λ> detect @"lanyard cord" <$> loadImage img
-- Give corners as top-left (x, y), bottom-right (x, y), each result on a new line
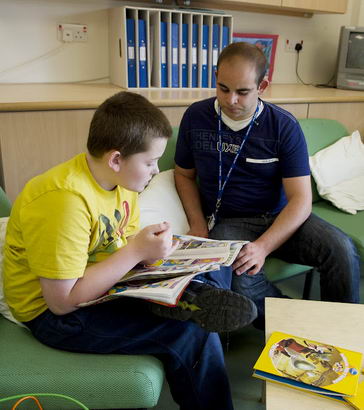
top-left (214, 102), bottom-right (260, 217)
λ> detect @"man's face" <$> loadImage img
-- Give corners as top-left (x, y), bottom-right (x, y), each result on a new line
top-left (118, 137), bottom-right (167, 192)
top-left (216, 57), bottom-right (267, 121)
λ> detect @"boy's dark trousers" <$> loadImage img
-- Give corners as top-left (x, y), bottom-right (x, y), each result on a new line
top-left (25, 267), bottom-right (235, 410)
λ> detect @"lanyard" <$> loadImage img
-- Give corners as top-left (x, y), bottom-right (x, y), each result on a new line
top-left (208, 102), bottom-right (259, 231)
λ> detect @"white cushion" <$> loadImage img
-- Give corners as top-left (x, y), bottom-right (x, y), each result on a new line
top-left (319, 175), bottom-right (364, 215)
top-left (139, 169), bottom-right (190, 234)
top-left (309, 130), bottom-right (364, 214)
top-left (0, 217), bottom-right (23, 326)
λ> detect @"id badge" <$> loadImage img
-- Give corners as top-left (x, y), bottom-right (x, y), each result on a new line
top-left (207, 214), bottom-right (216, 231)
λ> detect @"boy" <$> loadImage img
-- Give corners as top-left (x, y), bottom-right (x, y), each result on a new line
top-left (4, 91), bottom-right (257, 410)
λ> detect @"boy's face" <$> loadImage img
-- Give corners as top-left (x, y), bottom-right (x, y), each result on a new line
top-left (216, 56), bottom-right (268, 121)
top-left (118, 137), bottom-right (167, 192)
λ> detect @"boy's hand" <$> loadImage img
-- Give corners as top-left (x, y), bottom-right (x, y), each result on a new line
top-left (131, 222), bottom-right (179, 262)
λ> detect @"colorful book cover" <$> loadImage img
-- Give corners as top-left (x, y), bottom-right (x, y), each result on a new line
top-left (138, 19), bottom-right (148, 87)
top-left (253, 331), bottom-right (362, 400)
top-left (201, 24), bottom-right (209, 88)
top-left (160, 21), bottom-right (168, 87)
top-left (171, 22), bottom-right (179, 88)
top-left (181, 23), bottom-right (188, 87)
top-left (191, 23), bottom-right (198, 87)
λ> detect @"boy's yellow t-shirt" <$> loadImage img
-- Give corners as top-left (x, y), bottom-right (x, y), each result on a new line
top-left (3, 153), bottom-right (140, 322)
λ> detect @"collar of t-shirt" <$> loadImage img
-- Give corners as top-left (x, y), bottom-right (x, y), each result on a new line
top-left (214, 98), bottom-right (264, 132)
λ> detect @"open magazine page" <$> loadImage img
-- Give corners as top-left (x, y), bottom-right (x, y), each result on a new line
top-left (220, 240), bottom-right (249, 266)
top-left (119, 235), bottom-right (248, 283)
top-left (79, 273), bottom-right (198, 307)
top-left (120, 262), bottom-right (220, 282)
top-left (171, 235), bottom-right (247, 261)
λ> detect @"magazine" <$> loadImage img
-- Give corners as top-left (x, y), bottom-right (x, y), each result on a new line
top-left (253, 331), bottom-right (363, 403)
top-left (79, 235), bottom-right (248, 307)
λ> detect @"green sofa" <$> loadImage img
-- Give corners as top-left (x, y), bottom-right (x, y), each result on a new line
top-left (0, 118), bottom-right (363, 410)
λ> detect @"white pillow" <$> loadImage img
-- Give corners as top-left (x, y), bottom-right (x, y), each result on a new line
top-left (0, 217), bottom-right (23, 326)
top-left (309, 130), bottom-right (364, 214)
top-left (139, 169), bottom-right (190, 234)
top-left (319, 175), bottom-right (364, 215)
top-left (310, 130), bottom-right (364, 189)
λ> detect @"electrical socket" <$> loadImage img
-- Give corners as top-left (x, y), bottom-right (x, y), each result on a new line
top-left (285, 39), bottom-right (303, 53)
top-left (58, 23), bottom-right (88, 42)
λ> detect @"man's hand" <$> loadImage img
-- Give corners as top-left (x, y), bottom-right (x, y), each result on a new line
top-left (131, 222), bottom-right (180, 262)
top-left (232, 241), bottom-right (268, 276)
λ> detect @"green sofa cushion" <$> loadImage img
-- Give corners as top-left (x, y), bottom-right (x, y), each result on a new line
top-left (0, 316), bottom-right (164, 409)
top-left (313, 200), bottom-right (364, 274)
top-left (298, 118), bottom-right (349, 203)
top-left (158, 127), bottom-right (178, 172)
top-left (265, 258), bottom-right (312, 282)
top-left (0, 188), bottom-right (11, 217)
top-left (298, 118), bottom-right (348, 156)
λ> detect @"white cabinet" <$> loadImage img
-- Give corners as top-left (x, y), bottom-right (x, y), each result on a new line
top-left (282, 0), bottom-right (347, 13)
top-left (183, 0), bottom-right (347, 16)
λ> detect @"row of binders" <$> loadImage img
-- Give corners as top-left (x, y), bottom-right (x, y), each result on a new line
top-left (109, 6), bottom-right (233, 89)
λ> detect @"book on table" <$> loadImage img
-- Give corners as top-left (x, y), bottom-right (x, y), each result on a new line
top-left (79, 234), bottom-right (248, 307)
top-left (345, 381), bottom-right (364, 409)
top-left (253, 331), bottom-right (363, 403)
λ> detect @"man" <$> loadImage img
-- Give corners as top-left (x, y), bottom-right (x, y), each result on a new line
top-left (174, 42), bottom-right (360, 325)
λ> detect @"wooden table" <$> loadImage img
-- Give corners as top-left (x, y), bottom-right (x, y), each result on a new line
top-left (264, 297), bottom-right (364, 409)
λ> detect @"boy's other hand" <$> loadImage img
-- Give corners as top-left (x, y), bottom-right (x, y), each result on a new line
top-left (133, 222), bottom-right (179, 262)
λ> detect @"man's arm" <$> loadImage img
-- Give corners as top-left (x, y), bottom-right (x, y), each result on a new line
top-left (40, 222), bottom-right (179, 315)
top-left (175, 165), bottom-right (209, 238)
top-left (233, 175), bottom-right (312, 275)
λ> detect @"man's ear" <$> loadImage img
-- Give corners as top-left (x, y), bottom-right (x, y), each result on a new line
top-left (108, 151), bottom-right (122, 172)
top-left (258, 78), bottom-right (269, 95)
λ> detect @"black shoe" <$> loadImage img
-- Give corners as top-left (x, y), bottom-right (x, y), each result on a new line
top-left (150, 281), bottom-right (258, 332)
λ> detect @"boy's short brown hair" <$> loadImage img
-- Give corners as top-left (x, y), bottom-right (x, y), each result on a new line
top-left (217, 42), bottom-right (268, 85)
top-left (87, 91), bottom-right (172, 158)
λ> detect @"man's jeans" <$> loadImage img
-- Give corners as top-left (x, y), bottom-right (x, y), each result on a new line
top-left (25, 267), bottom-right (234, 410)
top-left (210, 213), bottom-right (361, 320)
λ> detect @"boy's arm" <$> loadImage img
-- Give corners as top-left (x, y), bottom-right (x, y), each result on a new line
top-left (40, 222), bottom-right (179, 315)
top-left (175, 165), bottom-right (208, 238)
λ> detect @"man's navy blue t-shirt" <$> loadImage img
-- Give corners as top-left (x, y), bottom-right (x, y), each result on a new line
top-left (175, 97), bottom-right (310, 218)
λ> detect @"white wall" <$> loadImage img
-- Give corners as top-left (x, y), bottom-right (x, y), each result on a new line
top-left (0, 0), bottom-right (114, 83)
top-left (232, 0), bottom-right (361, 84)
top-left (0, 0), bottom-right (362, 84)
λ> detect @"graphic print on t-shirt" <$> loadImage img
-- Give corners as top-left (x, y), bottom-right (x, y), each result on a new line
top-left (88, 200), bottom-right (130, 262)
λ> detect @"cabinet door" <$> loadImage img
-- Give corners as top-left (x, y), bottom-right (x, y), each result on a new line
top-left (308, 102), bottom-right (364, 136)
top-left (189, 0), bottom-right (281, 8)
top-left (276, 103), bottom-right (308, 119)
top-left (281, 0), bottom-right (347, 13)
top-left (0, 110), bottom-right (94, 202)
top-left (227, 0), bottom-right (281, 4)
